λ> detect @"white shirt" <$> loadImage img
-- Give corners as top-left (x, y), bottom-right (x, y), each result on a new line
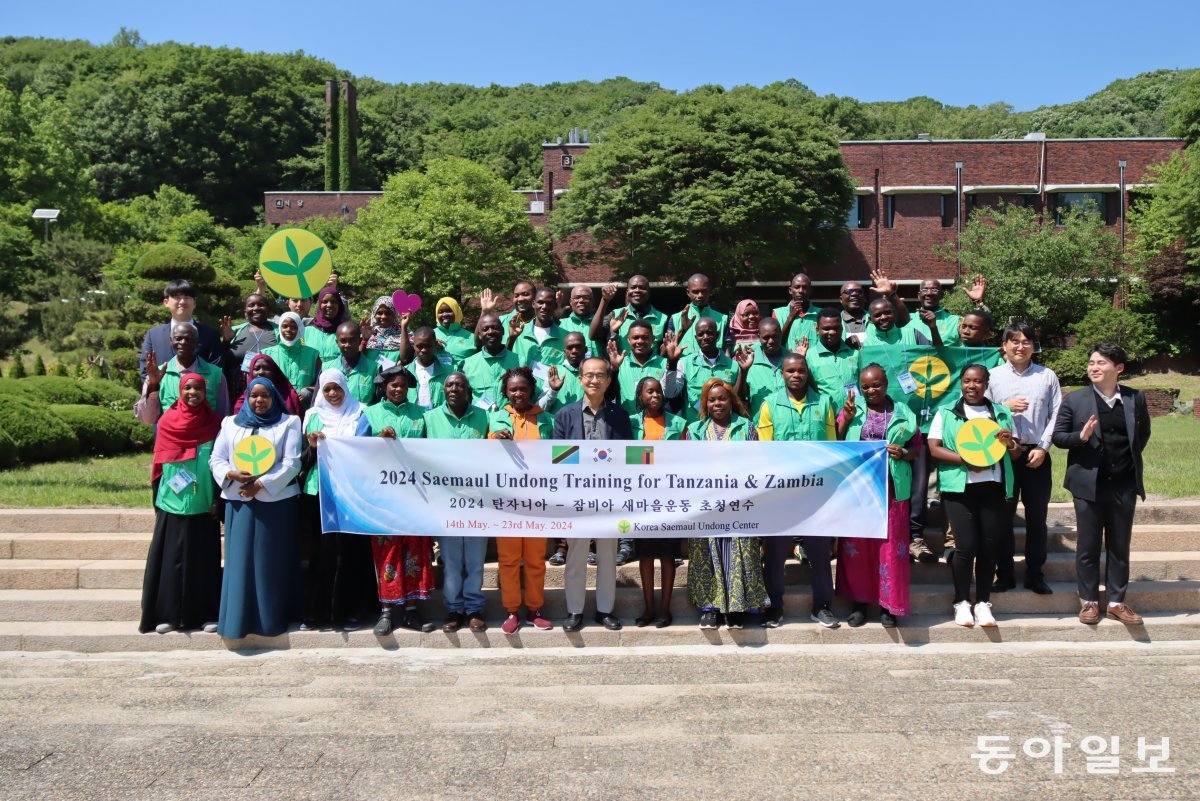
top-left (210, 416), bottom-right (302, 502)
top-left (929, 403), bottom-right (1001, 484)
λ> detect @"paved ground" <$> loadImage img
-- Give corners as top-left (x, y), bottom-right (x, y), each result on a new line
top-left (0, 642), bottom-right (1195, 801)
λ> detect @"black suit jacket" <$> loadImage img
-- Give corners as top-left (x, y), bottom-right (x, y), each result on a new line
top-left (552, 399), bottom-right (633, 441)
top-left (1052, 385), bottom-right (1151, 501)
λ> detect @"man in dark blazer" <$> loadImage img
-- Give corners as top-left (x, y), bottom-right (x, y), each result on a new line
top-left (553, 357), bottom-right (633, 633)
top-left (139, 279), bottom-right (224, 381)
top-left (1052, 343), bottom-right (1151, 626)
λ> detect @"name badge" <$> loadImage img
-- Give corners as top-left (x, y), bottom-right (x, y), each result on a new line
top-left (895, 371), bottom-right (918, 395)
top-left (529, 361), bottom-right (551, 382)
top-left (843, 382), bottom-right (858, 396)
top-left (240, 352), bottom-right (256, 373)
top-left (474, 393), bottom-right (496, 412)
top-left (437, 353), bottom-right (453, 366)
top-left (167, 468), bottom-right (195, 494)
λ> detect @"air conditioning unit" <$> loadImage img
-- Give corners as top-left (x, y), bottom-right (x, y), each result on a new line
top-left (529, 201), bottom-right (545, 214)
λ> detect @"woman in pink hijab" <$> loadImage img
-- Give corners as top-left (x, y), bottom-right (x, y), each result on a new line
top-left (729, 299), bottom-right (762, 345)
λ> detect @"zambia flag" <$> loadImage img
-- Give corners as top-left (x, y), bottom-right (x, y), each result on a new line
top-left (855, 344), bottom-right (1002, 432)
top-left (626, 446), bottom-right (654, 465)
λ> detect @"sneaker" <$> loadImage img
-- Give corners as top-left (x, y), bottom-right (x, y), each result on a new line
top-left (154, 623), bottom-right (174, 634)
top-left (953, 601), bottom-right (975, 627)
top-left (548, 549), bottom-right (566, 566)
top-left (974, 601), bottom-right (997, 627)
top-left (760, 609), bottom-right (783, 629)
top-left (615, 547), bottom-right (633, 566)
top-left (527, 610), bottom-right (553, 631)
top-left (810, 606), bottom-right (840, 629)
top-left (909, 537), bottom-right (937, 563)
top-left (501, 613), bottom-right (520, 635)
top-left (298, 620), bottom-right (316, 632)
top-left (201, 622), bottom-right (218, 634)
top-left (699, 611), bottom-right (720, 630)
top-left (587, 551), bottom-right (597, 566)
top-left (373, 613), bottom-right (394, 636)
top-left (726, 612), bottom-right (744, 630)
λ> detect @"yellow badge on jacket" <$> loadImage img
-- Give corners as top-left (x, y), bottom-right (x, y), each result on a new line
top-left (955, 418), bottom-right (1006, 467)
top-left (233, 435), bottom-right (277, 476)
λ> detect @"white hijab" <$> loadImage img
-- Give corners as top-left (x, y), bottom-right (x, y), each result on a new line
top-left (279, 311), bottom-right (305, 346)
top-left (302, 369), bottom-right (363, 436)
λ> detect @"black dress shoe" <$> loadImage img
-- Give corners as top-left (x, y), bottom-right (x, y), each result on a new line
top-left (594, 612), bottom-right (622, 631)
top-left (563, 613), bottom-right (584, 632)
top-left (1024, 578), bottom-right (1053, 595)
top-left (991, 579), bottom-right (1016, 593)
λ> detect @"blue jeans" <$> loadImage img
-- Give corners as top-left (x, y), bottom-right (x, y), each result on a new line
top-left (438, 536), bottom-right (487, 613)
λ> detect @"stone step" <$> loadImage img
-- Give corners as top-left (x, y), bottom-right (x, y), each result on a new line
top-left (923, 525), bottom-right (1200, 554)
top-left (1, 501), bottom-right (1195, 536)
top-left (0, 611), bottom-right (1196, 652)
top-left (1, 579), bottom-right (1195, 622)
top-left (0, 532), bottom-right (153, 561)
top-left (0, 560), bottom-right (146, 590)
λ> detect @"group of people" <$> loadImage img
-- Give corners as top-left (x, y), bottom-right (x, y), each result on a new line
top-left (135, 268), bottom-right (1152, 639)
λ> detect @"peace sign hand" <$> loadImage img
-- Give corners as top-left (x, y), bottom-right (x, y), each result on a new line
top-left (841, 389), bottom-right (857, 422)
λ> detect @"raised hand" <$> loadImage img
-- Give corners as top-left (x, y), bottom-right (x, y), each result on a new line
top-left (663, 331), bottom-right (686, 362)
top-left (507, 314), bottom-right (525, 339)
top-left (253, 271), bottom-right (268, 295)
top-left (794, 335), bottom-right (810, 358)
top-left (219, 315), bottom-right (235, 343)
top-left (145, 350), bottom-right (165, 387)
top-left (965, 274), bottom-right (987, 303)
top-left (359, 315), bottom-right (373, 341)
top-left (479, 288), bottom-right (497, 313)
top-left (327, 273), bottom-right (339, 289)
top-left (679, 304), bottom-right (692, 331)
top-left (606, 339), bottom-right (626, 371)
top-left (601, 283), bottom-right (619, 302)
top-left (841, 389), bottom-right (857, 422)
top-left (1080, 414), bottom-right (1099, 442)
top-left (919, 308), bottom-right (937, 329)
top-left (399, 312), bottom-right (411, 328)
top-left (609, 306), bottom-right (630, 335)
top-left (547, 365), bottom-right (565, 391)
top-left (870, 268), bottom-right (894, 296)
top-left (733, 344), bottom-right (755, 371)
top-left (555, 289), bottom-right (567, 309)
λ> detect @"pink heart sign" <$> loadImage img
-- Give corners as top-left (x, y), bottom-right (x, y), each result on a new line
top-left (391, 290), bottom-right (422, 315)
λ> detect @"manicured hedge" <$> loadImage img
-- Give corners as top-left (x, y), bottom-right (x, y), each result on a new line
top-left (0, 396), bottom-right (79, 462)
top-left (50, 405), bottom-right (131, 455)
top-left (0, 430), bottom-right (17, 469)
top-left (18, 376), bottom-right (138, 409)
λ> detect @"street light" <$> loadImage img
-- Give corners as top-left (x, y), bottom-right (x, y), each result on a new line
top-left (32, 209), bottom-right (60, 243)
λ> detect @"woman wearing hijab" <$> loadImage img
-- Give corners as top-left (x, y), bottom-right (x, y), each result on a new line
top-left (262, 312), bottom-right (320, 409)
top-left (304, 286), bottom-right (350, 363)
top-left (140, 372), bottom-right (224, 634)
top-left (233, 354), bottom-right (304, 418)
top-left (729, 299), bottom-right (762, 346)
top-left (299, 369), bottom-right (375, 631)
top-left (363, 365), bottom-right (437, 635)
top-left (210, 376), bottom-right (303, 639)
top-left (364, 296), bottom-right (407, 364)
top-left (434, 297), bottom-right (477, 369)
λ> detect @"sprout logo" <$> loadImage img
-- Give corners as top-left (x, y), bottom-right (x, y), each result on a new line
top-left (258, 228), bottom-right (333, 299)
top-left (908, 355), bottom-right (953, 399)
top-left (616, 519), bottom-right (632, 535)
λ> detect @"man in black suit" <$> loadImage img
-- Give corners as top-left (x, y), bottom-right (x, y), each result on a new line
top-left (1052, 343), bottom-right (1151, 626)
top-left (552, 356), bottom-right (633, 633)
top-left (139, 279), bottom-right (224, 381)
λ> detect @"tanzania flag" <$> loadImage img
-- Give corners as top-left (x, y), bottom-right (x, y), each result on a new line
top-left (626, 446), bottom-right (654, 465)
top-left (855, 344), bottom-right (1002, 432)
top-left (551, 445), bottom-right (580, 465)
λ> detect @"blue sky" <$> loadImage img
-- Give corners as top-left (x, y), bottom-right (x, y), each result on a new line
top-left (6, 0), bottom-right (1199, 110)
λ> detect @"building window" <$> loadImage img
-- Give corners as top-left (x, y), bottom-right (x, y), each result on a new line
top-left (884, 196), bottom-right (896, 229)
top-left (1052, 192), bottom-right (1107, 225)
top-left (940, 195), bottom-right (956, 228)
top-left (846, 196), bottom-right (869, 229)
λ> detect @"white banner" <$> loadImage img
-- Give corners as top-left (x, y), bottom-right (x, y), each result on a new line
top-left (318, 437), bottom-right (889, 539)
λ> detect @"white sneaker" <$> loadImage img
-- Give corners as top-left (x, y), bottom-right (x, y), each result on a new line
top-left (974, 602), bottom-right (997, 627)
top-left (953, 601), bottom-right (975, 627)
top-left (201, 622), bottom-right (218, 634)
top-left (154, 623), bottom-right (174, 634)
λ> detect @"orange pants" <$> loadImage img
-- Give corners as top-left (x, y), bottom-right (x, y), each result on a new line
top-left (497, 537), bottom-right (547, 613)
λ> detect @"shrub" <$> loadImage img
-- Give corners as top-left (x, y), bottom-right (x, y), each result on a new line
top-left (0, 379), bottom-right (31, 397)
top-left (128, 420), bottom-right (154, 451)
top-left (1041, 307), bottom-right (1160, 384)
top-left (32, 355), bottom-right (46, 376)
top-left (20, 375), bottom-right (98, 405)
top-left (9, 358), bottom-right (26, 379)
top-left (50, 405), bottom-right (129, 455)
top-left (0, 429), bottom-right (17, 469)
top-left (0, 396), bottom-right (79, 462)
top-left (85, 378), bottom-right (140, 409)
top-left (134, 242), bottom-right (216, 284)
top-left (103, 330), bottom-right (135, 350)
top-left (50, 363), bottom-right (69, 377)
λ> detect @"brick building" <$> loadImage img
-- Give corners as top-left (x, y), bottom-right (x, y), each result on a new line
top-left (264, 133), bottom-right (1183, 306)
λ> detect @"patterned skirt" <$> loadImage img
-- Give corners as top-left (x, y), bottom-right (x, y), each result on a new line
top-left (371, 535), bottom-right (436, 604)
top-left (687, 537), bottom-right (769, 614)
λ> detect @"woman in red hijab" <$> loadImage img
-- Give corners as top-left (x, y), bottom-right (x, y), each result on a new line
top-left (233, 354), bottom-right (304, 416)
top-left (140, 373), bottom-right (224, 634)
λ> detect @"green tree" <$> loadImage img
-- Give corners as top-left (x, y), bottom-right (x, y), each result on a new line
top-left (335, 157), bottom-right (551, 318)
top-left (550, 88), bottom-right (853, 289)
top-left (1042, 307), bottom-right (1161, 382)
top-left (941, 203), bottom-right (1121, 339)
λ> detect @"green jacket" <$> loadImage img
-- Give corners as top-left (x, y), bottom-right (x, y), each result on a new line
top-left (686, 414), bottom-right (753, 442)
top-left (616, 353), bottom-right (670, 415)
top-left (462, 347), bottom-right (521, 411)
top-left (807, 337), bottom-right (860, 408)
top-left (511, 323), bottom-right (570, 367)
top-left (933, 398), bottom-right (1015, 497)
top-left (158, 356), bottom-right (223, 413)
top-left (364, 401), bottom-right (427, 439)
top-left (901, 307), bottom-right (962, 345)
top-left (303, 328), bottom-right (342, 362)
top-left (405, 357), bottom-right (451, 411)
top-left (771, 304), bottom-right (820, 351)
top-left (682, 349), bottom-right (737, 422)
top-left (301, 412), bottom-right (371, 495)
top-left (742, 343), bottom-right (785, 418)
top-left (262, 342), bottom-right (320, 391)
top-left (435, 323), bottom-right (478, 369)
top-left (559, 313), bottom-right (601, 358)
top-left (844, 399), bottom-right (919, 501)
top-left (487, 406), bottom-right (554, 439)
top-left (611, 305), bottom-right (668, 354)
top-left (757, 387), bottom-right (835, 442)
top-left (863, 325), bottom-right (924, 347)
top-left (631, 411), bottom-right (687, 441)
top-left (337, 351), bottom-right (382, 405)
top-left (155, 441), bottom-right (215, 516)
top-left (423, 404), bottom-right (490, 439)
top-left (669, 304), bottom-right (728, 355)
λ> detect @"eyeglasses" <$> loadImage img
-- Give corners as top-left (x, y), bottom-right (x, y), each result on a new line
top-left (581, 373), bottom-right (609, 380)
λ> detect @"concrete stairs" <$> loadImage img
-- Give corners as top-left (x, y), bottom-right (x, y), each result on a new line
top-left (0, 503), bottom-right (1197, 651)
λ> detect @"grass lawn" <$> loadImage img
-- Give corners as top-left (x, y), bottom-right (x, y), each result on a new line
top-left (1049, 414), bottom-right (1200, 502)
top-left (0, 453), bottom-right (152, 507)
top-left (1123, 371), bottom-right (1200, 402)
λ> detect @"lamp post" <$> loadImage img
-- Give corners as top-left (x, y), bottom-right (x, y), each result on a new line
top-left (1118, 159), bottom-right (1128, 309)
top-left (954, 162), bottom-right (964, 279)
top-left (32, 209), bottom-right (60, 243)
